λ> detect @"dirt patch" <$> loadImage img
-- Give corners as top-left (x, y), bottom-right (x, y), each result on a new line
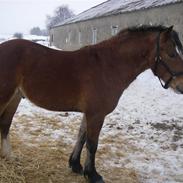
top-left (151, 122), bottom-right (175, 131)
top-left (151, 121), bottom-right (183, 142)
top-left (150, 119), bottom-right (183, 131)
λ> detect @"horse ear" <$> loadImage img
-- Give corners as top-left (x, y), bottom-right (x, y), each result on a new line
top-left (166, 25), bottom-right (174, 33)
top-left (160, 26), bottom-right (173, 42)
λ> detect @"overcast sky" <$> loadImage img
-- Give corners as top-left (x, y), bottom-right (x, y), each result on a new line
top-left (0, 0), bottom-right (105, 35)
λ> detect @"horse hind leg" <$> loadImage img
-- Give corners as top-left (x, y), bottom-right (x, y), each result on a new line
top-left (0, 90), bottom-right (21, 159)
top-left (69, 114), bottom-right (87, 174)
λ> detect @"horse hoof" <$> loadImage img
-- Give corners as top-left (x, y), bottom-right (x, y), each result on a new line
top-left (71, 164), bottom-right (83, 175)
top-left (84, 170), bottom-right (105, 183)
top-left (69, 160), bottom-right (83, 174)
top-left (88, 177), bottom-right (105, 183)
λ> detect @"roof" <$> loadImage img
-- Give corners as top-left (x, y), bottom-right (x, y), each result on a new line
top-left (54, 0), bottom-right (182, 28)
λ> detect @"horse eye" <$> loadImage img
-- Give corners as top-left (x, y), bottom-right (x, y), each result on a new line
top-left (168, 51), bottom-right (177, 58)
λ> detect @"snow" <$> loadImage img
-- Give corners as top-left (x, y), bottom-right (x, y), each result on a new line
top-left (23, 35), bottom-right (49, 46)
top-left (14, 69), bottom-right (183, 183)
top-left (23, 35), bottom-right (48, 41)
top-left (56, 0), bottom-right (182, 26)
top-left (0, 34), bottom-right (49, 45)
top-left (49, 45), bottom-right (62, 50)
top-left (102, 70), bottom-right (183, 183)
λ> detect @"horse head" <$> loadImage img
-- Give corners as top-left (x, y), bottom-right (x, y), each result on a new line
top-left (152, 26), bottom-right (183, 93)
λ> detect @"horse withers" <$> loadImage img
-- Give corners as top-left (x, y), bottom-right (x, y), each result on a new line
top-left (0, 25), bottom-right (183, 183)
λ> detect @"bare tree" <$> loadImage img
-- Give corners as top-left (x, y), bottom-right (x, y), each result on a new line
top-left (30, 27), bottom-right (48, 36)
top-left (46, 5), bottom-right (75, 30)
top-left (30, 27), bottom-right (42, 36)
top-left (13, 32), bottom-right (23, 39)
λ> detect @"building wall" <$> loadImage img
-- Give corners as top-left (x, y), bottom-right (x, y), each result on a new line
top-left (50, 2), bottom-right (183, 51)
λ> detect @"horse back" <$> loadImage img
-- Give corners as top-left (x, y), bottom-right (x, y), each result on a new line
top-left (0, 39), bottom-right (119, 114)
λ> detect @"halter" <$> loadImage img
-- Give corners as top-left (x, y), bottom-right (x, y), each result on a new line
top-left (153, 32), bottom-right (183, 89)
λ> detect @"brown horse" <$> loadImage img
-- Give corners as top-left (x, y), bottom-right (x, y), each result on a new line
top-left (0, 25), bottom-right (183, 183)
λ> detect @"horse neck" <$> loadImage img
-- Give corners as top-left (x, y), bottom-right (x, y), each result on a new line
top-left (98, 33), bottom-right (155, 89)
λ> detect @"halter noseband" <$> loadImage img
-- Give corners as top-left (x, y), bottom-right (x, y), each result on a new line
top-left (153, 32), bottom-right (183, 89)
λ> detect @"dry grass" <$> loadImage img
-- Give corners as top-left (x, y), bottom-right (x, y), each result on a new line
top-left (0, 113), bottom-right (140, 183)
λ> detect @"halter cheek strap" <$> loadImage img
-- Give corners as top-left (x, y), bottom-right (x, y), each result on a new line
top-left (153, 32), bottom-right (183, 89)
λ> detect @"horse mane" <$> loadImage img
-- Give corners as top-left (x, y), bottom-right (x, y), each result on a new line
top-left (115, 25), bottom-right (166, 38)
top-left (118, 25), bottom-right (183, 51)
top-left (128, 25), bottom-right (168, 33)
top-left (95, 25), bottom-right (168, 48)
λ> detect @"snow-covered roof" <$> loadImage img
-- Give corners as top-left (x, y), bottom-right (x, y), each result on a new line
top-left (54, 0), bottom-right (182, 28)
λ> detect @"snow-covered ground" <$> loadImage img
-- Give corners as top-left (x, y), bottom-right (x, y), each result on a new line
top-left (14, 69), bottom-right (183, 183)
top-left (0, 34), bottom-right (49, 46)
top-left (104, 70), bottom-right (183, 183)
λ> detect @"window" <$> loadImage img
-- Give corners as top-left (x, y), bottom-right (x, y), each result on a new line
top-left (51, 34), bottom-right (54, 42)
top-left (92, 28), bottom-right (97, 44)
top-left (78, 31), bottom-right (82, 45)
top-left (50, 34), bottom-right (54, 46)
top-left (66, 31), bottom-right (71, 44)
top-left (111, 25), bottom-right (118, 36)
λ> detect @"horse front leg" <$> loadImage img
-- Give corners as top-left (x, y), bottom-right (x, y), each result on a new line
top-left (84, 114), bottom-right (105, 183)
top-left (69, 114), bottom-right (87, 174)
